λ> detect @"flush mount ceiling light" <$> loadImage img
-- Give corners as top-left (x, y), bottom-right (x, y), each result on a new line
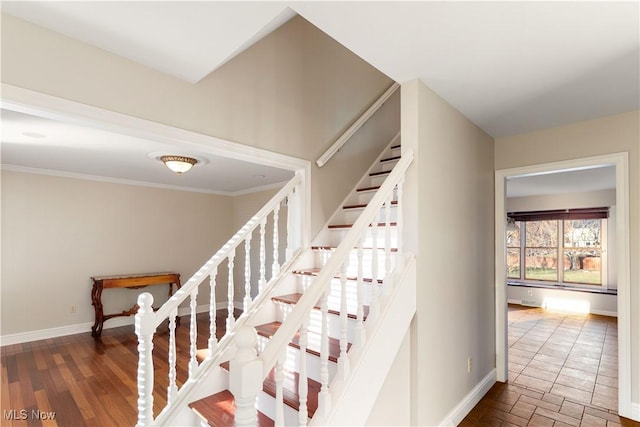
top-left (159, 155), bottom-right (198, 175)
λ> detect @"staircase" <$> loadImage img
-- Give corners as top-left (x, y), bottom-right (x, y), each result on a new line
top-left (134, 135), bottom-right (415, 426)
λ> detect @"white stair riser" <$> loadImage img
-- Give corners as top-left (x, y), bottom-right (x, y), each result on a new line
top-left (324, 227), bottom-right (398, 248)
top-left (349, 186), bottom-right (398, 206)
top-left (257, 390), bottom-right (303, 426)
top-left (313, 248), bottom-right (398, 275)
top-left (294, 275), bottom-right (378, 307)
top-left (335, 204), bottom-right (398, 225)
top-left (276, 301), bottom-right (365, 343)
top-left (257, 335), bottom-right (337, 384)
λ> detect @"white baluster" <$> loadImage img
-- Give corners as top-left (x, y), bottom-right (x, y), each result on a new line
top-left (317, 290), bottom-right (331, 417)
top-left (338, 261), bottom-right (350, 380)
top-left (227, 253), bottom-right (235, 331)
top-left (355, 238), bottom-right (366, 348)
top-left (298, 319), bottom-right (308, 426)
top-left (208, 270), bottom-right (218, 357)
top-left (369, 212), bottom-right (380, 322)
top-left (135, 293), bottom-right (154, 427)
top-left (383, 195), bottom-right (394, 296)
top-left (259, 219), bottom-right (267, 292)
top-left (229, 326), bottom-right (263, 427)
top-left (189, 288), bottom-right (198, 378)
top-left (243, 237), bottom-right (252, 312)
top-left (272, 204), bottom-right (281, 278)
top-left (167, 307), bottom-right (178, 405)
top-left (397, 179), bottom-right (404, 261)
top-left (274, 353), bottom-right (285, 427)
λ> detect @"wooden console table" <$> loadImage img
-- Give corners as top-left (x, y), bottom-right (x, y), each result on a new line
top-left (91, 272), bottom-right (181, 338)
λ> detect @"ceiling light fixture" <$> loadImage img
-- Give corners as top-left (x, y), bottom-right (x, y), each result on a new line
top-left (159, 155), bottom-right (198, 175)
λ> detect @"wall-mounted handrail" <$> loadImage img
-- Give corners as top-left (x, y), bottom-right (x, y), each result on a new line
top-left (316, 82), bottom-right (399, 168)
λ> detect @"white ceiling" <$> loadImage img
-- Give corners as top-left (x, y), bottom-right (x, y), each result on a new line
top-left (1, 1), bottom-right (637, 194)
top-left (3, 1), bottom-right (637, 138)
top-left (1, 109), bottom-right (294, 194)
top-left (506, 166), bottom-right (616, 198)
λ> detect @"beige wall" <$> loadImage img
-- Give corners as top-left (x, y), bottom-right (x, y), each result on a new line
top-left (390, 79), bottom-right (495, 425)
top-left (1, 13), bottom-right (397, 237)
top-left (0, 171), bottom-right (234, 336)
top-left (496, 110), bottom-right (640, 403)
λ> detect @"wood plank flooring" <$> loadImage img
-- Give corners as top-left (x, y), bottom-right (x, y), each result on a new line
top-left (2, 305), bottom-right (638, 426)
top-left (460, 305), bottom-right (639, 427)
top-left (1, 310), bottom-right (239, 426)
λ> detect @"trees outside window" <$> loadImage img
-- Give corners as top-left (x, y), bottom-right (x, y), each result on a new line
top-left (507, 216), bottom-right (604, 286)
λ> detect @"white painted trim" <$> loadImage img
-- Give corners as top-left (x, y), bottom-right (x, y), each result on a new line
top-left (439, 369), bottom-right (497, 427)
top-left (507, 300), bottom-right (617, 317)
top-left (0, 164), bottom-right (233, 195)
top-left (495, 152), bottom-right (633, 419)
top-left (0, 304), bottom-right (211, 346)
top-left (630, 403), bottom-right (640, 421)
top-left (0, 83), bottom-right (309, 172)
top-left (0, 164), bottom-right (292, 197)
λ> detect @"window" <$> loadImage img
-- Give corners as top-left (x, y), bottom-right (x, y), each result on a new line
top-left (525, 220), bottom-right (558, 281)
top-left (506, 221), bottom-right (521, 279)
top-left (563, 219), bottom-right (601, 285)
top-left (507, 208), bottom-right (608, 287)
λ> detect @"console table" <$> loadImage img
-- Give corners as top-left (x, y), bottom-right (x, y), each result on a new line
top-left (91, 272), bottom-right (181, 338)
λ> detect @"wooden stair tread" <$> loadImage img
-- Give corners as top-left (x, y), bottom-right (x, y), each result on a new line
top-left (369, 170), bottom-right (391, 177)
top-left (381, 155), bottom-right (401, 163)
top-left (272, 293), bottom-right (369, 320)
top-left (292, 268), bottom-right (383, 284)
top-left (255, 321), bottom-right (348, 363)
top-left (215, 362), bottom-right (320, 418)
top-left (189, 390), bottom-right (274, 427)
top-left (263, 365), bottom-right (320, 418)
top-left (328, 222), bottom-right (397, 229)
top-left (356, 185), bottom-right (380, 193)
top-left (312, 245), bottom-right (397, 252)
top-left (343, 200), bottom-right (397, 210)
top-left (391, 144), bottom-right (401, 150)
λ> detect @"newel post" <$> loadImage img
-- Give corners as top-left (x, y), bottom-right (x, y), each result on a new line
top-left (135, 293), bottom-right (156, 427)
top-left (229, 325), bottom-right (263, 427)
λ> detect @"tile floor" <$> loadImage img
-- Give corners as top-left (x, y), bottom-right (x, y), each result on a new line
top-left (459, 304), bottom-right (639, 427)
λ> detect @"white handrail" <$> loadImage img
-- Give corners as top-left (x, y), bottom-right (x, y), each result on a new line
top-left (316, 82), bottom-right (399, 168)
top-left (260, 149), bottom-right (413, 373)
top-left (135, 171), bottom-right (304, 426)
top-left (138, 172), bottom-right (303, 335)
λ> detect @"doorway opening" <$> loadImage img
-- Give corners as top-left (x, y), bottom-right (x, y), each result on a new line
top-left (494, 153), bottom-right (632, 419)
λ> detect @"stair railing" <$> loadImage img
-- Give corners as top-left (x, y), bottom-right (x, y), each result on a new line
top-left (134, 171), bottom-right (305, 427)
top-left (233, 150), bottom-right (414, 425)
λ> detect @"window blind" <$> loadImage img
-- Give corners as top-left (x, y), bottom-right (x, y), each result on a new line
top-left (507, 207), bottom-right (609, 222)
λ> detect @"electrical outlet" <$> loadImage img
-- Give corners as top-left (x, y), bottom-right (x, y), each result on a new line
top-left (467, 356), bottom-right (472, 373)
top-left (70, 305), bottom-right (76, 314)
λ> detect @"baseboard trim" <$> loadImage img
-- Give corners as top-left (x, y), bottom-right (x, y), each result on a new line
top-left (625, 402), bottom-right (640, 422)
top-left (508, 300), bottom-right (617, 317)
top-left (439, 369), bottom-right (497, 427)
top-left (1, 303), bottom-right (214, 346)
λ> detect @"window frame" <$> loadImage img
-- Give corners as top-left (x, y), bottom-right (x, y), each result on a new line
top-left (506, 210), bottom-right (608, 289)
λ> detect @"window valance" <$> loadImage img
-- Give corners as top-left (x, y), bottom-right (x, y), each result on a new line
top-left (507, 207), bottom-right (609, 222)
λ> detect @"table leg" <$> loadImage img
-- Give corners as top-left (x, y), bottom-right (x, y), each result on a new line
top-left (91, 281), bottom-right (104, 338)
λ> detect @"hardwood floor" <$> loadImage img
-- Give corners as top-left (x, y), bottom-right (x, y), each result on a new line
top-left (2, 306), bottom-right (638, 426)
top-left (460, 305), bottom-right (639, 427)
top-left (1, 310), bottom-right (238, 427)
